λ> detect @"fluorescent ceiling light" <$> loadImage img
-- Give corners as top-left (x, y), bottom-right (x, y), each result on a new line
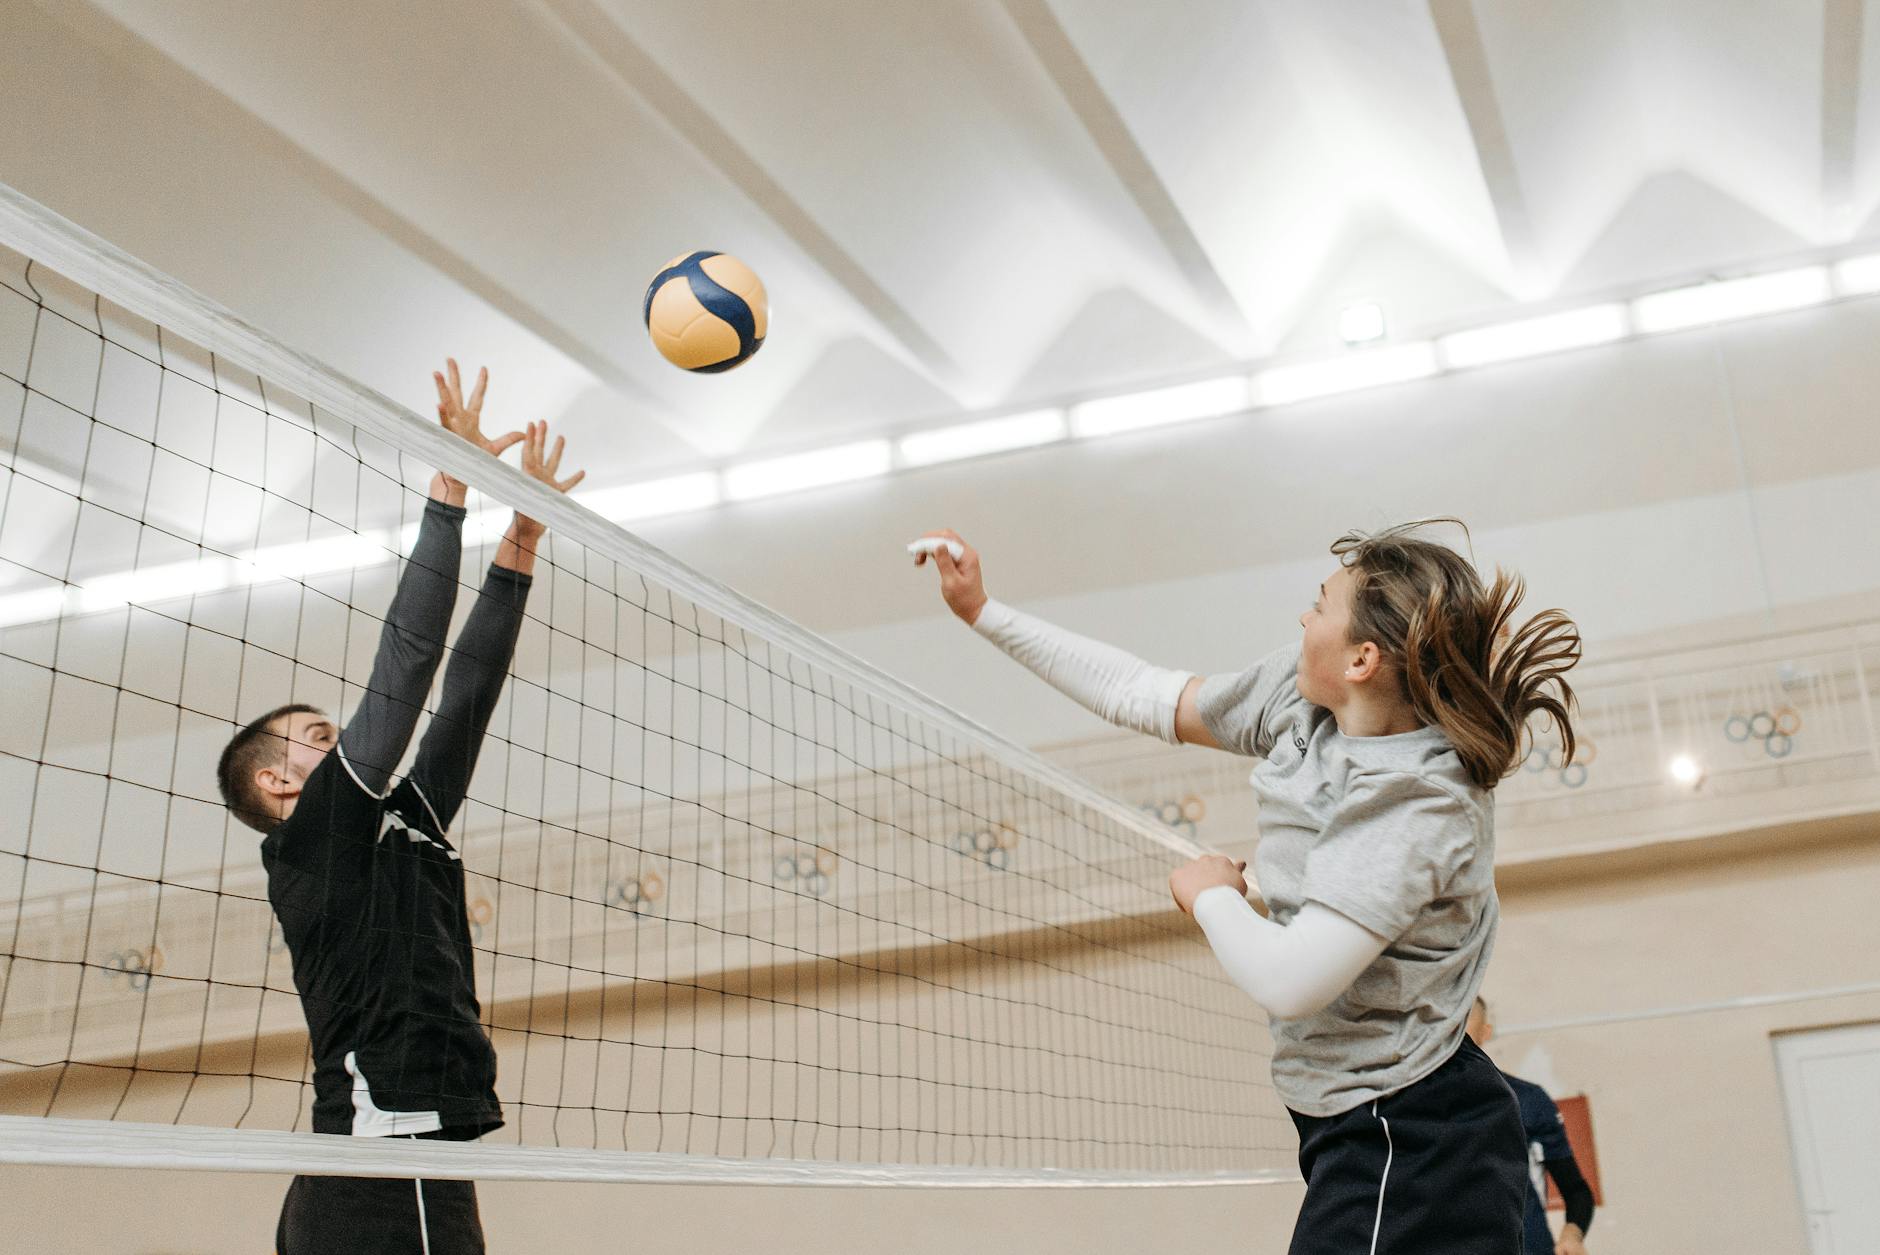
top-left (1440, 304), bottom-right (1629, 369)
top-left (1069, 376), bottom-right (1251, 439)
top-left (577, 471), bottom-right (721, 522)
top-left (1631, 267), bottom-right (1830, 333)
top-left (723, 440), bottom-right (892, 502)
top-left (1338, 302), bottom-right (1387, 346)
top-left (0, 555), bottom-right (243, 628)
top-left (241, 531), bottom-right (394, 585)
top-left (75, 556), bottom-right (237, 612)
top-left (1833, 253), bottom-right (1880, 296)
top-left (1256, 342), bottom-right (1439, 407)
top-left (899, 409), bottom-right (1066, 467)
top-left (0, 586), bottom-right (71, 629)
top-left (1666, 754), bottom-right (1705, 787)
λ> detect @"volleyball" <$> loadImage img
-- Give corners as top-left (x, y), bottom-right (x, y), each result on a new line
top-left (643, 250), bottom-right (768, 372)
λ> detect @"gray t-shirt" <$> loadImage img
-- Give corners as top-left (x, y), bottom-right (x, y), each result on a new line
top-left (1198, 643), bottom-right (1497, 1117)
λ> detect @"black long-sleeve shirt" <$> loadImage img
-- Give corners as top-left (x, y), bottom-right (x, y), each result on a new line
top-left (261, 499), bottom-right (530, 1137)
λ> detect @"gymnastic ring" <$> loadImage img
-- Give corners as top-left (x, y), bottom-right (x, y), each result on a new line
top-left (468, 898), bottom-right (493, 925)
top-left (994, 825), bottom-right (1020, 851)
top-left (1180, 796), bottom-right (1206, 824)
top-left (1560, 763), bottom-right (1588, 789)
top-left (815, 848), bottom-right (839, 876)
top-left (773, 854), bottom-right (798, 881)
top-left (121, 950), bottom-right (150, 991)
top-left (639, 872), bottom-right (665, 902)
top-left (1748, 711), bottom-right (1776, 740)
top-left (1764, 733), bottom-right (1794, 759)
top-left (1724, 715), bottom-right (1752, 743)
top-left (1773, 707), bottom-right (1802, 736)
top-left (988, 847), bottom-right (1012, 871)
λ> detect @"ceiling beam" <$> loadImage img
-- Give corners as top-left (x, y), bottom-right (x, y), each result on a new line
top-left (38, 0), bottom-right (672, 417)
top-left (996, 0), bottom-right (1256, 355)
top-left (1427, 0), bottom-right (1542, 294)
top-left (531, 0), bottom-right (968, 396)
top-left (1822, 0), bottom-right (1866, 239)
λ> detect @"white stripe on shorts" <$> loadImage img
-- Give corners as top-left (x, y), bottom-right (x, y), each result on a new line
top-left (1369, 1099), bottom-right (1394, 1255)
top-left (414, 1177), bottom-right (432, 1255)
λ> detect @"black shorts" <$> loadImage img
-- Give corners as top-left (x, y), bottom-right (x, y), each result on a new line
top-left (276, 1133), bottom-right (484, 1255)
top-left (1286, 1035), bottom-right (1527, 1255)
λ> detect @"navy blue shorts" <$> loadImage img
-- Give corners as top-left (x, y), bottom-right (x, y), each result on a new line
top-left (1286, 1035), bottom-right (1527, 1254)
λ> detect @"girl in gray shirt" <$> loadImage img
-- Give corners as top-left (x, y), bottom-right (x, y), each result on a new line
top-left (917, 519), bottom-right (1580, 1255)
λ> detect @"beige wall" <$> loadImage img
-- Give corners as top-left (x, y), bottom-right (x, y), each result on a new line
top-left (3, 824), bottom-right (1876, 1253)
top-left (1480, 825), bottom-right (1880, 1255)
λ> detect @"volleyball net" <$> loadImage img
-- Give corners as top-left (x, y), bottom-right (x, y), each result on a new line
top-left (0, 183), bottom-right (1289, 1186)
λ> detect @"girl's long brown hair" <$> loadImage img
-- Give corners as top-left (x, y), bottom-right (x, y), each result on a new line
top-left (1332, 519), bottom-right (1581, 789)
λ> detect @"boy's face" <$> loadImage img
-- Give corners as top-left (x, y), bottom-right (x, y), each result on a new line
top-left (255, 710), bottom-right (337, 821)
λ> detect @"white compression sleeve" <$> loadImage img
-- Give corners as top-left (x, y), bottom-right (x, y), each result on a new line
top-left (1190, 890), bottom-right (1391, 1020)
top-left (971, 599), bottom-right (1193, 744)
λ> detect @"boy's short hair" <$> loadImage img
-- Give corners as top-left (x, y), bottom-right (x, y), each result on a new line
top-left (217, 704), bottom-right (324, 834)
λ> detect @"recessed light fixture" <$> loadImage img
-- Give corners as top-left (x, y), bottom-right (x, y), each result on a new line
top-left (1337, 302), bottom-right (1387, 346)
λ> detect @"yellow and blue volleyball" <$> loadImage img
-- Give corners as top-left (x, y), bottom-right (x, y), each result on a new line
top-left (643, 251), bottom-right (768, 372)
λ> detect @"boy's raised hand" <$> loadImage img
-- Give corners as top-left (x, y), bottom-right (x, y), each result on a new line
top-left (433, 358), bottom-right (525, 461)
top-left (513, 420), bottom-right (586, 541)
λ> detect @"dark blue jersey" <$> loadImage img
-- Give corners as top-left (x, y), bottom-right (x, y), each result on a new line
top-left (1501, 1070), bottom-right (1595, 1252)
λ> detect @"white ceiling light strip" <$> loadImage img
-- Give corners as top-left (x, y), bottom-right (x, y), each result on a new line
top-left (1831, 252), bottom-right (1880, 296)
top-left (721, 440), bottom-right (892, 502)
top-left (575, 471), bottom-right (721, 522)
top-left (1254, 341), bottom-right (1439, 406)
top-left (1630, 266), bottom-right (1832, 334)
top-left (898, 408), bottom-right (1066, 467)
top-left (1438, 303), bottom-right (1630, 369)
top-left (1068, 375), bottom-right (1251, 438)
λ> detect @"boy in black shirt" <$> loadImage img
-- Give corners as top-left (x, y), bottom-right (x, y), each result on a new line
top-left (216, 361), bottom-right (583, 1255)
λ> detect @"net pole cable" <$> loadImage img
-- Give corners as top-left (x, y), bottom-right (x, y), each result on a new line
top-left (0, 182), bottom-right (1292, 1186)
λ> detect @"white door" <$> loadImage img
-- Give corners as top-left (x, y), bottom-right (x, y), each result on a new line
top-left (1775, 1022), bottom-right (1880, 1254)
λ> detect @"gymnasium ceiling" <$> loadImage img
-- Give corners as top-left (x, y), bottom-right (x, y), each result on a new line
top-left (15, 0), bottom-right (1880, 481)
top-left (9, 0), bottom-right (1880, 646)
